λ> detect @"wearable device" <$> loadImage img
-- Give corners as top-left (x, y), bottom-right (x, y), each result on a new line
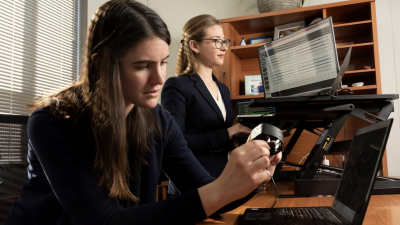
top-left (249, 123), bottom-right (284, 155)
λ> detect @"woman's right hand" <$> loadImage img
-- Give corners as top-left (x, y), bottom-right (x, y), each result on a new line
top-left (198, 140), bottom-right (272, 216)
top-left (227, 123), bottom-right (252, 139)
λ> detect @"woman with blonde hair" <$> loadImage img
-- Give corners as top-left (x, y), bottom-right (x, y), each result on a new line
top-left (162, 15), bottom-right (257, 196)
top-left (5, 1), bottom-right (280, 225)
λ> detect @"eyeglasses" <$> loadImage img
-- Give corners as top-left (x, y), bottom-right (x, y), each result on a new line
top-left (197, 38), bottom-right (230, 49)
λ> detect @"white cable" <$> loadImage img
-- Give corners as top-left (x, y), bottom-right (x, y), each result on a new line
top-left (291, 152), bottom-right (304, 158)
top-left (297, 153), bottom-right (310, 171)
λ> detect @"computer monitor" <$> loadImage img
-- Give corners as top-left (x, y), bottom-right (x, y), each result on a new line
top-left (258, 17), bottom-right (340, 97)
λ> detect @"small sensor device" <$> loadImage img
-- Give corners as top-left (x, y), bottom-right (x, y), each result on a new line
top-left (249, 123), bottom-right (284, 155)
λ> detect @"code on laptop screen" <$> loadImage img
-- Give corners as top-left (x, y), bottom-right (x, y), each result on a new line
top-left (335, 127), bottom-right (386, 215)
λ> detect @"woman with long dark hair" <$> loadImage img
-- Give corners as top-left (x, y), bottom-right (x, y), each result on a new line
top-left (4, 1), bottom-right (281, 224)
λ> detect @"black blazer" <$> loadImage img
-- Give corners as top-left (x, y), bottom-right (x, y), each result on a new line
top-left (161, 74), bottom-right (235, 179)
top-left (5, 106), bottom-right (260, 224)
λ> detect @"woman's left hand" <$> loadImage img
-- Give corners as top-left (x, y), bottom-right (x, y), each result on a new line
top-left (246, 136), bottom-right (282, 179)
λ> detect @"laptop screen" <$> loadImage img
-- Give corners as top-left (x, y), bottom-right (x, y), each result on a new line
top-left (333, 119), bottom-right (393, 223)
top-left (258, 17), bottom-right (340, 97)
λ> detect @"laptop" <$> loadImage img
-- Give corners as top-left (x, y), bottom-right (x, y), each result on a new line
top-left (239, 118), bottom-right (394, 225)
top-left (258, 17), bottom-right (352, 98)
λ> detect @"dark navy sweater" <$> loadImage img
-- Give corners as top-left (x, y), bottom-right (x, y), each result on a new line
top-left (4, 105), bottom-right (256, 225)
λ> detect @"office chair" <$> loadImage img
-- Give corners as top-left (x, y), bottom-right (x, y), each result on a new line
top-left (0, 114), bottom-right (29, 224)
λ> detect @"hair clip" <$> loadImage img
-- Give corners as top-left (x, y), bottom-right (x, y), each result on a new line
top-left (180, 40), bottom-right (184, 44)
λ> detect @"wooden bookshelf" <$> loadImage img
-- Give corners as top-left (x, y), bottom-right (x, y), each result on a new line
top-left (214, 0), bottom-right (381, 97)
top-left (230, 43), bottom-right (265, 59)
top-left (344, 68), bottom-right (375, 74)
top-left (336, 42), bottom-right (373, 49)
top-left (333, 20), bottom-right (372, 27)
top-left (348, 85), bottom-right (377, 90)
top-left (213, 0), bottom-right (388, 176)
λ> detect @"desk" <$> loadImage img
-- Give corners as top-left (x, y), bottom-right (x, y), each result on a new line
top-left (197, 182), bottom-right (400, 225)
top-left (240, 94), bottom-right (400, 196)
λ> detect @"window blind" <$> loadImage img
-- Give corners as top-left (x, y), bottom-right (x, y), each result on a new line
top-left (0, 0), bottom-right (79, 116)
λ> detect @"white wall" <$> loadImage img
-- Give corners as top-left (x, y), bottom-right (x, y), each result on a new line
top-left (87, 0), bottom-right (147, 25)
top-left (148, 0), bottom-right (218, 78)
top-left (88, 0), bottom-right (400, 176)
top-left (87, 0), bottom-right (107, 25)
top-left (375, 0), bottom-right (400, 177)
top-left (87, 0), bottom-right (259, 83)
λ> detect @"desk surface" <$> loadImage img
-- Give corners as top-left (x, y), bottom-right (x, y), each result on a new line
top-left (197, 182), bottom-right (400, 225)
top-left (247, 94), bottom-right (399, 120)
top-left (249, 94), bottom-right (399, 107)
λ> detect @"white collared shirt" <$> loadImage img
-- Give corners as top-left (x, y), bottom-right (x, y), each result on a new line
top-left (206, 84), bottom-right (226, 122)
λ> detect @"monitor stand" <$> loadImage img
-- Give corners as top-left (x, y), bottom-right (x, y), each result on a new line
top-left (236, 94), bottom-right (400, 197)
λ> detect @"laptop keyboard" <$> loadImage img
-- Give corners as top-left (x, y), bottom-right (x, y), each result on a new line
top-left (275, 207), bottom-right (343, 224)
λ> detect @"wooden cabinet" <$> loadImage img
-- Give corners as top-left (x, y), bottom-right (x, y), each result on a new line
top-left (213, 0), bottom-right (381, 98)
top-left (213, 0), bottom-right (389, 176)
